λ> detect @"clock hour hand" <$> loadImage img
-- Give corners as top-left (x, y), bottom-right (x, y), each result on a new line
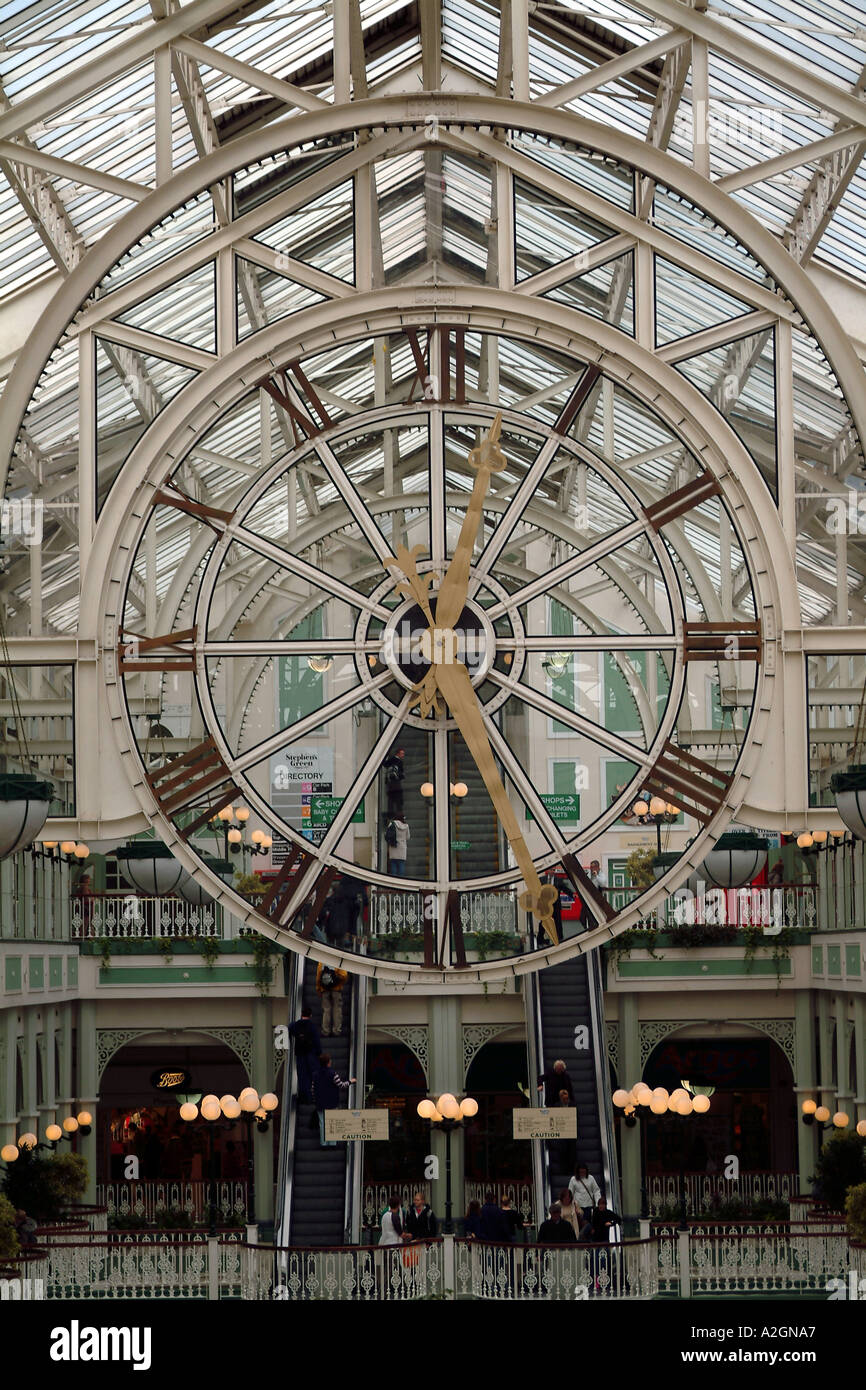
top-left (435, 412), bottom-right (507, 631)
top-left (434, 658), bottom-right (559, 947)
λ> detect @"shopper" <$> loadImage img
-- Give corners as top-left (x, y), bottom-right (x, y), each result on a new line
top-left (479, 1192), bottom-right (511, 1241)
top-left (537, 1202), bottom-right (577, 1244)
top-left (385, 813), bottom-right (410, 876)
top-left (569, 1164), bottom-right (602, 1213)
top-left (379, 1196), bottom-right (406, 1245)
top-left (288, 1005), bottom-right (322, 1102)
top-left (537, 1059), bottom-right (575, 1106)
top-left (590, 1196), bottom-right (621, 1242)
top-left (464, 1200), bottom-right (483, 1239)
top-left (316, 960), bottom-right (349, 1035)
top-left (312, 1054), bottom-right (355, 1148)
top-left (383, 746), bottom-right (406, 816)
top-left (500, 1194), bottom-right (525, 1242)
top-left (559, 1189), bottom-right (592, 1241)
top-left (405, 1191), bottom-right (437, 1239)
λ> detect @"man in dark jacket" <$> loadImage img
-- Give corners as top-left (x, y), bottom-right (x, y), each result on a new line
top-left (537, 1059), bottom-right (575, 1106)
top-left (538, 1202), bottom-right (577, 1244)
top-left (590, 1196), bottom-right (621, 1243)
top-left (479, 1193), bottom-right (511, 1241)
top-left (312, 1053), bottom-right (356, 1148)
top-left (405, 1191), bottom-right (438, 1239)
top-left (287, 1006), bottom-right (321, 1102)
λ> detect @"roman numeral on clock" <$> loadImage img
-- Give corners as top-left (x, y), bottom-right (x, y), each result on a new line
top-left (644, 473), bottom-right (721, 531)
top-left (683, 621), bottom-right (761, 663)
top-left (404, 325), bottom-right (466, 404)
top-left (153, 484), bottom-right (234, 531)
top-left (553, 364), bottom-right (602, 436)
top-left (118, 625), bottom-right (197, 673)
top-left (261, 360), bottom-right (334, 443)
top-left (259, 843), bottom-right (336, 930)
top-left (145, 737), bottom-right (239, 838)
top-left (643, 742), bottom-right (733, 824)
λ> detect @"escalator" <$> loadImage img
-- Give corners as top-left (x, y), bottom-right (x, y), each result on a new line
top-left (525, 945), bottom-right (619, 1216)
top-left (275, 954), bottom-right (366, 1247)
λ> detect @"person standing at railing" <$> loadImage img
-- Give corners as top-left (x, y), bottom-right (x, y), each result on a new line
top-left (378, 1196), bottom-right (406, 1245)
top-left (537, 1202), bottom-right (577, 1243)
top-left (405, 1191), bottom-right (437, 1239)
top-left (71, 871), bottom-right (94, 935)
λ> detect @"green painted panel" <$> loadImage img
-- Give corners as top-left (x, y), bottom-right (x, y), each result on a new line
top-left (616, 957), bottom-right (791, 978)
top-left (67, 956), bottom-right (78, 987)
top-left (812, 946), bottom-right (823, 975)
top-left (99, 966), bottom-right (259, 985)
top-left (827, 945), bottom-right (842, 977)
top-left (5, 956), bottom-right (22, 991)
top-left (28, 956), bottom-right (44, 990)
top-left (846, 944), bottom-right (861, 977)
top-left (49, 956), bottom-right (63, 988)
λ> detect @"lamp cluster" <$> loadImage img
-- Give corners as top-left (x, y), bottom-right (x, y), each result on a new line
top-left (417, 1092), bottom-right (478, 1123)
top-left (209, 805), bottom-right (272, 855)
top-left (1, 1111), bottom-right (92, 1162)
top-left (613, 1082), bottom-right (711, 1119)
top-left (795, 830), bottom-right (845, 849)
top-left (801, 1099), bottom-right (866, 1134)
top-left (420, 782), bottom-right (468, 799)
top-left (628, 795), bottom-right (680, 822)
top-left (39, 841), bottom-right (90, 862)
top-left (180, 1089), bottom-right (278, 1127)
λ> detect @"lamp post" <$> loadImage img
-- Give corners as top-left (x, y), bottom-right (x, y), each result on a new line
top-left (801, 1099), bottom-right (860, 1135)
top-left (180, 1089), bottom-right (278, 1233)
top-left (613, 1081), bottom-right (712, 1229)
top-left (416, 1093), bottom-right (478, 1234)
top-left (627, 795), bottom-right (680, 855)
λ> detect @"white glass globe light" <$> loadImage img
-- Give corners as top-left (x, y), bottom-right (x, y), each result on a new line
top-left (802, 1099), bottom-right (817, 1115)
top-left (612, 1089), bottom-right (631, 1108)
top-left (1, 1144), bottom-right (18, 1163)
top-left (260, 1093), bottom-right (279, 1112)
top-left (417, 1099), bottom-right (437, 1119)
top-left (459, 1097), bottom-right (479, 1118)
top-left (45, 1124), bottom-right (62, 1142)
top-left (420, 783), bottom-right (434, 798)
top-left (833, 1112), bottom-right (849, 1128)
top-left (179, 1103), bottom-right (198, 1122)
top-left (815, 1106), bottom-right (831, 1123)
top-left (18, 1132), bottom-right (37, 1149)
top-left (692, 1095), bottom-right (711, 1114)
top-left (76, 1111), bottom-right (92, 1127)
top-left (437, 1093), bottom-right (460, 1119)
top-left (62, 1116), bottom-right (78, 1133)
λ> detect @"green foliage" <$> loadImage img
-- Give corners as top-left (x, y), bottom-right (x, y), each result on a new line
top-left (192, 935), bottom-right (221, 970)
top-left (667, 921), bottom-right (738, 947)
top-left (742, 923), bottom-right (794, 987)
top-left (473, 931), bottom-right (521, 961)
top-left (0, 1193), bottom-right (20, 1261)
top-left (98, 937), bottom-right (112, 969)
top-left (156, 935), bottom-right (175, 963)
top-left (248, 932), bottom-right (278, 995)
top-left (2, 1151), bottom-right (87, 1221)
top-left (812, 1130), bottom-right (866, 1211)
top-left (606, 925), bottom-right (661, 964)
top-left (234, 871), bottom-right (268, 899)
top-left (626, 847), bottom-right (656, 890)
top-left (845, 1183), bottom-right (866, 1243)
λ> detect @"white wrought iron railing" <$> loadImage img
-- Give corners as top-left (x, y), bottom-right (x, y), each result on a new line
top-left (96, 1180), bottom-right (247, 1225)
top-left (362, 1182), bottom-right (432, 1230)
top-left (463, 1182), bottom-right (534, 1226)
top-left (686, 1229), bottom-right (851, 1296)
top-left (645, 1171), bottom-right (799, 1218)
top-left (369, 889), bottom-right (519, 938)
top-left (72, 895), bottom-right (223, 939)
top-left (608, 884), bottom-right (818, 933)
top-left (454, 1237), bottom-right (658, 1300)
top-left (243, 1240), bottom-right (445, 1301)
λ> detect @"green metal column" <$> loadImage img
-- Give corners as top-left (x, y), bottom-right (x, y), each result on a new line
top-left (252, 997), bottom-right (274, 1226)
top-left (816, 991), bottom-right (835, 1118)
top-left (21, 1007), bottom-right (39, 1137)
top-left (78, 1000), bottom-right (98, 1203)
top-left (427, 996), bottom-right (464, 1229)
top-left (40, 1005), bottom-right (57, 1134)
top-left (794, 991), bottom-right (817, 1190)
top-left (618, 994), bottom-right (642, 1218)
top-left (835, 992), bottom-right (852, 1119)
top-left (1, 1010), bottom-right (18, 1145)
top-left (854, 996), bottom-right (866, 1128)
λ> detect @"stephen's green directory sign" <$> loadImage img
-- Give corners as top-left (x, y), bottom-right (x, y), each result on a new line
top-left (309, 795), bottom-right (365, 827)
top-left (525, 794), bottom-right (580, 823)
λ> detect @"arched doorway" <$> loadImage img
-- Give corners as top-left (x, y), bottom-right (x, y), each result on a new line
top-left (464, 1041), bottom-right (532, 1206)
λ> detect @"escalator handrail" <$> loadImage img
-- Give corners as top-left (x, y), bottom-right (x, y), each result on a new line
top-left (274, 953), bottom-right (305, 1248)
top-left (523, 963), bottom-right (551, 1229)
top-left (342, 951), bottom-right (368, 1244)
top-left (585, 948), bottom-right (620, 1212)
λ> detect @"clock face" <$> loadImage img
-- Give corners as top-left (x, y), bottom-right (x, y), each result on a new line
top-left (110, 322), bottom-right (766, 972)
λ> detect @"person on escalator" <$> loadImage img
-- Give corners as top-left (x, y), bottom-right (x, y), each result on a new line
top-left (537, 1059), bottom-right (575, 1106)
top-left (386, 814), bottom-right (410, 876)
top-left (288, 1006), bottom-right (321, 1103)
top-left (312, 1054), bottom-right (356, 1149)
top-left (569, 1164), bottom-right (602, 1215)
top-left (316, 961), bottom-right (349, 1035)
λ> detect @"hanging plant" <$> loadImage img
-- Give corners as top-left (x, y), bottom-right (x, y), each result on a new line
top-left (248, 932), bottom-right (277, 995)
top-left (156, 935), bottom-right (175, 964)
top-left (742, 923), bottom-right (794, 987)
top-left (98, 938), bottom-right (112, 970)
top-left (193, 935), bottom-right (221, 970)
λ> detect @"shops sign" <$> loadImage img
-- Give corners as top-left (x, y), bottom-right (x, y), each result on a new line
top-left (149, 1068), bottom-right (192, 1091)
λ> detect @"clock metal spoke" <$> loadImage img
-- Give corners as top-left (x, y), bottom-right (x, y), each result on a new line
top-left (430, 409), bottom-right (446, 568)
top-left (469, 434), bottom-right (559, 590)
top-left (202, 639), bottom-right (379, 658)
top-left (496, 634), bottom-right (678, 652)
top-left (232, 670), bottom-right (393, 775)
top-left (485, 667), bottom-right (654, 766)
top-left (315, 438), bottom-right (395, 564)
top-left (485, 518), bottom-right (646, 621)
top-left (316, 691), bottom-right (414, 856)
top-left (480, 710), bottom-right (568, 856)
top-left (232, 525), bottom-right (392, 620)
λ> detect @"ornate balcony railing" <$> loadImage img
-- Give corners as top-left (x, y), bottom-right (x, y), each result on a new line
top-left (608, 883), bottom-right (817, 933)
top-left (362, 1182), bottom-right (432, 1230)
top-left (369, 889), bottom-right (519, 938)
top-left (96, 1180), bottom-right (247, 1225)
top-left (453, 1237), bottom-right (658, 1300)
top-left (71, 894), bottom-right (224, 939)
top-left (464, 1181), bottom-right (534, 1225)
top-left (645, 1171), bottom-right (799, 1218)
top-left (243, 1239), bottom-right (445, 1301)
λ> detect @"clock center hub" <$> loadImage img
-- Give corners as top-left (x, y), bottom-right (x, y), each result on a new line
top-left (383, 593), bottom-right (495, 692)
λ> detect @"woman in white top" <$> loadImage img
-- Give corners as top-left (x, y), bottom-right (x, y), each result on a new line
top-left (379, 1200), bottom-right (406, 1245)
top-left (568, 1165), bottom-right (602, 1211)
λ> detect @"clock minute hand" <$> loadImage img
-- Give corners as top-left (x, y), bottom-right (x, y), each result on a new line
top-left (435, 412), bottom-right (507, 631)
top-left (434, 658), bottom-right (559, 947)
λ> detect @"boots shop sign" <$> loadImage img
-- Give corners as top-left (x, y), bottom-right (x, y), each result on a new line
top-left (150, 1069), bottom-right (193, 1091)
